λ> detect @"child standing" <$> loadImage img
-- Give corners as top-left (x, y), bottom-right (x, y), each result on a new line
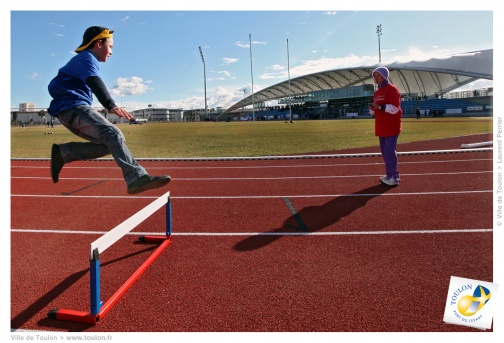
top-left (369, 67), bottom-right (402, 186)
top-left (47, 26), bottom-right (170, 194)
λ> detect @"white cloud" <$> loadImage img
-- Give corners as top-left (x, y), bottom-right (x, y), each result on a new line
top-left (235, 42), bottom-right (249, 48)
top-left (222, 57), bottom-right (239, 64)
top-left (259, 54), bottom-right (376, 80)
top-left (390, 47), bottom-right (454, 63)
top-left (259, 73), bottom-right (282, 80)
top-left (235, 40), bottom-right (267, 48)
top-left (208, 86), bottom-right (241, 108)
top-left (109, 76), bottom-right (150, 97)
top-left (218, 71), bottom-right (231, 77)
top-left (269, 64), bottom-right (285, 71)
top-left (206, 70), bottom-right (231, 82)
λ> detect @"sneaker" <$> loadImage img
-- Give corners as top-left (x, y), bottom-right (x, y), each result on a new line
top-left (379, 175), bottom-right (387, 183)
top-left (50, 144), bottom-right (64, 183)
top-left (380, 177), bottom-right (398, 186)
top-left (127, 174), bottom-right (171, 194)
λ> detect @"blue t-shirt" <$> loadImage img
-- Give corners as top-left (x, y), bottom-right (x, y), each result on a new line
top-left (47, 50), bottom-right (100, 116)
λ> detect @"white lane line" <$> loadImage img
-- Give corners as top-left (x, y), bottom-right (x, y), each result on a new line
top-left (10, 190), bottom-right (492, 200)
top-left (10, 158), bottom-right (493, 170)
top-left (10, 147), bottom-right (492, 162)
top-left (9, 170), bottom-right (493, 181)
top-left (10, 228), bottom-right (493, 236)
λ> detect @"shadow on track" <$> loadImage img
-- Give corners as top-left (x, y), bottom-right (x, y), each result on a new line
top-left (234, 184), bottom-right (393, 251)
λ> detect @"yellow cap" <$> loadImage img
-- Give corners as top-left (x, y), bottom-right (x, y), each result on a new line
top-left (75, 27), bottom-right (113, 53)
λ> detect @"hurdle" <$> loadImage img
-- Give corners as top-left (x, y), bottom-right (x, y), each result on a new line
top-left (47, 191), bottom-right (172, 325)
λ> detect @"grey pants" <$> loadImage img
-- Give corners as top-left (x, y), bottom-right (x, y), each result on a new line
top-left (56, 105), bottom-right (147, 186)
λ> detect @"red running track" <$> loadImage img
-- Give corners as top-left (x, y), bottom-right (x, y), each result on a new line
top-left (10, 134), bottom-right (493, 332)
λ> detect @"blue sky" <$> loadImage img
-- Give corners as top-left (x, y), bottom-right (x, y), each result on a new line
top-left (7, 3), bottom-right (495, 112)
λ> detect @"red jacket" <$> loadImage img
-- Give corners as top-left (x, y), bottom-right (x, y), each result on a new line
top-left (372, 82), bottom-right (402, 137)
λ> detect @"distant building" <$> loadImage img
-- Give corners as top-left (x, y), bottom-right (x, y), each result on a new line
top-left (130, 107), bottom-right (184, 122)
top-left (11, 109), bottom-right (55, 126)
top-left (19, 102), bottom-right (37, 112)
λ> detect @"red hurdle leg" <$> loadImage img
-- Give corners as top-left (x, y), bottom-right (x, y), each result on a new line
top-left (47, 309), bottom-right (97, 325)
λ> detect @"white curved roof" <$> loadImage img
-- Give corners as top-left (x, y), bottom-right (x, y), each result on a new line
top-left (224, 49), bottom-right (492, 113)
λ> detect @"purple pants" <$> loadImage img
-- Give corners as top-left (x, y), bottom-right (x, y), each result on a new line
top-left (379, 135), bottom-right (400, 181)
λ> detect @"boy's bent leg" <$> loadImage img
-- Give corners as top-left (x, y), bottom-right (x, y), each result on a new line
top-left (50, 144), bottom-right (64, 183)
top-left (57, 106), bottom-right (148, 185)
top-left (57, 106), bottom-right (170, 193)
top-left (58, 141), bottom-right (110, 162)
top-left (57, 107), bottom-right (111, 162)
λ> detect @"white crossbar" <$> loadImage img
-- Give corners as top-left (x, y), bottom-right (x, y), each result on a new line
top-left (89, 191), bottom-right (170, 259)
top-left (460, 141), bottom-right (493, 149)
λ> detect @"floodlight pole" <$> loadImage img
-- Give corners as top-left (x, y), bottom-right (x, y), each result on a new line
top-left (376, 24), bottom-right (382, 63)
top-left (199, 46), bottom-right (208, 121)
top-left (249, 34), bottom-right (255, 122)
top-left (287, 39), bottom-right (293, 123)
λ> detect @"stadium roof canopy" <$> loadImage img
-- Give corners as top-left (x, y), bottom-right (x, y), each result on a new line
top-left (223, 49), bottom-right (492, 114)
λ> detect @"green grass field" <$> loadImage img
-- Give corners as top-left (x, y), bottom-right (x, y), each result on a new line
top-left (10, 117), bottom-right (493, 158)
